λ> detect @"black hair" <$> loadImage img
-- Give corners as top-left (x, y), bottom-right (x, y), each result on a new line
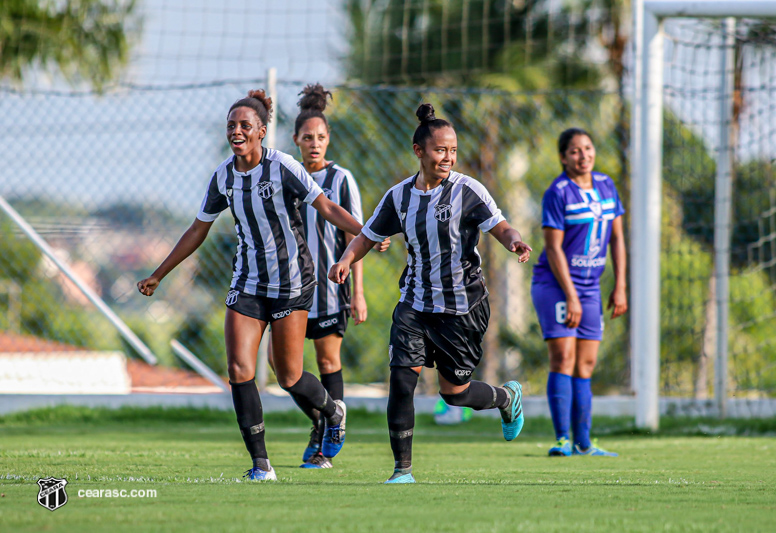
top-left (294, 83), bottom-right (332, 136)
top-left (228, 89), bottom-right (272, 126)
top-left (412, 103), bottom-right (453, 148)
top-left (558, 127), bottom-right (593, 154)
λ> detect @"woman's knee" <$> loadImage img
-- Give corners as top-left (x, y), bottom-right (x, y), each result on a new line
top-left (227, 361), bottom-right (253, 383)
top-left (316, 352), bottom-right (341, 375)
top-left (549, 350), bottom-right (576, 373)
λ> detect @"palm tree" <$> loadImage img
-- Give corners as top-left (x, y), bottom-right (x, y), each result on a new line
top-left (0, 0), bottom-right (137, 91)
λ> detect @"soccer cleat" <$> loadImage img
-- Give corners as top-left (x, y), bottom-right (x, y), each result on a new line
top-left (573, 439), bottom-right (618, 457)
top-left (384, 471), bottom-right (416, 484)
top-left (548, 437), bottom-right (572, 457)
top-left (302, 425), bottom-right (322, 463)
top-left (300, 453), bottom-right (332, 469)
top-left (243, 466), bottom-right (277, 481)
top-left (322, 400), bottom-right (347, 458)
top-left (499, 380), bottom-right (524, 441)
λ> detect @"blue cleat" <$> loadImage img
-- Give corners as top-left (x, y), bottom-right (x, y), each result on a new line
top-left (302, 425), bottom-right (322, 463)
top-left (499, 380), bottom-right (524, 441)
top-left (243, 466), bottom-right (277, 481)
top-left (548, 437), bottom-right (572, 457)
top-left (573, 439), bottom-right (618, 457)
top-left (300, 453), bottom-right (332, 469)
top-left (384, 471), bottom-right (415, 484)
top-left (322, 400), bottom-right (346, 458)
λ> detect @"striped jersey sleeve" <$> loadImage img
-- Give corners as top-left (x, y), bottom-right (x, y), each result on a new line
top-left (272, 150), bottom-right (324, 204)
top-left (197, 167), bottom-right (228, 222)
top-left (460, 178), bottom-right (505, 232)
top-left (338, 167), bottom-right (363, 224)
top-left (362, 185), bottom-right (404, 241)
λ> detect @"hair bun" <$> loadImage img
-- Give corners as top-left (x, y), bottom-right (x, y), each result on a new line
top-left (247, 89), bottom-right (273, 114)
top-left (298, 83), bottom-right (332, 112)
top-left (416, 103), bottom-right (436, 124)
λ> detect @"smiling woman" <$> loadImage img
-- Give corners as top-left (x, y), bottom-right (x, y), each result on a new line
top-left (136, 89), bottom-right (386, 482)
top-left (328, 103), bottom-right (533, 484)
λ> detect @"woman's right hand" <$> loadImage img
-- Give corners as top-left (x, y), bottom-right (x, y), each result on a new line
top-left (565, 294), bottom-right (582, 329)
top-left (328, 262), bottom-right (351, 284)
top-left (137, 277), bottom-right (160, 297)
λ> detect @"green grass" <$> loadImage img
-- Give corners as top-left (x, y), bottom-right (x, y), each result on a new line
top-left (1, 407), bottom-right (775, 532)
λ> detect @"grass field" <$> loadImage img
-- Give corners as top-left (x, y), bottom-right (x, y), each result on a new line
top-left (1, 406), bottom-right (775, 533)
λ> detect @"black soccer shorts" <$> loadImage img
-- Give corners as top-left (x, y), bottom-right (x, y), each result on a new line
top-left (388, 297), bottom-right (490, 386)
top-left (225, 284), bottom-right (315, 322)
top-left (305, 309), bottom-right (350, 340)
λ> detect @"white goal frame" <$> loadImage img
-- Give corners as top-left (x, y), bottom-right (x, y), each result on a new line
top-left (631, 0), bottom-right (776, 429)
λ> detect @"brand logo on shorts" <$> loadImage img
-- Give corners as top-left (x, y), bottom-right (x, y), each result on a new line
top-left (37, 477), bottom-right (68, 511)
top-left (225, 290), bottom-right (239, 306)
top-left (454, 369), bottom-right (472, 377)
top-left (257, 181), bottom-right (274, 200)
top-left (434, 203), bottom-right (452, 222)
top-left (322, 188), bottom-right (334, 199)
top-left (318, 317), bottom-right (339, 328)
top-left (272, 309), bottom-right (292, 320)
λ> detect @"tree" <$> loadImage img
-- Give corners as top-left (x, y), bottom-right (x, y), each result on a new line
top-left (0, 0), bottom-right (137, 90)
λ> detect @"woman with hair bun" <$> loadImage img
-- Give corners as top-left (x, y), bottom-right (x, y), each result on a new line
top-left (268, 83), bottom-right (370, 469)
top-left (329, 103), bottom-right (532, 484)
top-left (137, 89), bottom-right (387, 481)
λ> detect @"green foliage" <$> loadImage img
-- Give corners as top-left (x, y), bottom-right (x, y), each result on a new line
top-left (0, 0), bottom-right (137, 90)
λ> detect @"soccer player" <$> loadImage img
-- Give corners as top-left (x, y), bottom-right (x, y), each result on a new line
top-left (530, 128), bottom-right (628, 457)
top-left (329, 104), bottom-right (531, 484)
top-left (137, 90), bottom-right (385, 481)
top-left (269, 84), bottom-right (368, 469)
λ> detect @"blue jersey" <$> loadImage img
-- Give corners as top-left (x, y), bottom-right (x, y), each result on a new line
top-left (532, 171), bottom-right (625, 288)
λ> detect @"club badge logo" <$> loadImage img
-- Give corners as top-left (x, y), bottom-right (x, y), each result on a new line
top-left (226, 188), bottom-right (233, 198)
top-left (322, 188), bottom-right (334, 199)
top-left (257, 181), bottom-right (274, 200)
top-left (225, 290), bottom-right (239, 306)
top-left (37, 477), bottom-right (68, 512)
top-left (434, 203), bottom-right (452, 223)
top-left (589, 201), bottom-right (603, 219)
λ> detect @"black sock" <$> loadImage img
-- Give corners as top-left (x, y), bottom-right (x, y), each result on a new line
top-left (320, 370), bottom-right (344, 402)
top-left (230, 379), bottom-right (268, 461)
top-left (387, 367), bottom-right (419, 470)
top-left (283, 371), bottom-right (338, 422)
top-left (440, 381), bottom-right (509, 411)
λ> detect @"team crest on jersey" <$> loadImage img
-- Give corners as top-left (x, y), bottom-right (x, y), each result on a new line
top-left (434, 204), bottom-right (452, 222)
top-left (37, 477), bottom-right (68, 511)
top-left (589, 201), bottom-right (603, 219)
top-left (322, 188), bottom-right (334, 199)
top-left (257, 181), bottom-right (274, 200)
top-left (226, 188), bottom-right (233, 198)
top-left (225, 290), bottom-right (239, 306)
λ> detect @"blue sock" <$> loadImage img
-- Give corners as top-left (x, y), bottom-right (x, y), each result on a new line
top-left (571, 377), bottom-right (592, 449)
top-left (546, 372), bottom-right (572, 441)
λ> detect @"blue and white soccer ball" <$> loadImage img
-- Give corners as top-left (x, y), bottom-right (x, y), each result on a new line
top-left (433, 399), bottom-right (473, 425)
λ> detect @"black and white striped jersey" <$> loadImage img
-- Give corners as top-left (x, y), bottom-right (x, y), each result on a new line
top-left (196, 147), bottom-right (324, 299)
top-left (299, 163), bottom-right (363, 318)
top-left (362, 171), bottom-right (505, 315)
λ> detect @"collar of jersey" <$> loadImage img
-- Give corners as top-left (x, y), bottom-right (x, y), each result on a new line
top-left (411, 172), bottom-right (450, 196)
top-left (561, 171), bottom-right (598, 194)
top-left (232, 147), bottom-right (266, 176)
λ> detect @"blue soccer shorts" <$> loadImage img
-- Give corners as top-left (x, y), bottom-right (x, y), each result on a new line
top-left (530, 280), bottom-right (604, 341)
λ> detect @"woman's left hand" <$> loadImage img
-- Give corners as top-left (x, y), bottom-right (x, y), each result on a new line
top-left (607, 286), bottom-right (628, 319)
top-left (352, 293), bottom-right (368, 325)
top-left (374, 237), bottom-right (391, 253)
top-left (509, 240), bottom-right (533, 263)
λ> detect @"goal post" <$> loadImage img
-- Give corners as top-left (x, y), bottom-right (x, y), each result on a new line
top-left (632, 0), bottom-right (776, 429)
